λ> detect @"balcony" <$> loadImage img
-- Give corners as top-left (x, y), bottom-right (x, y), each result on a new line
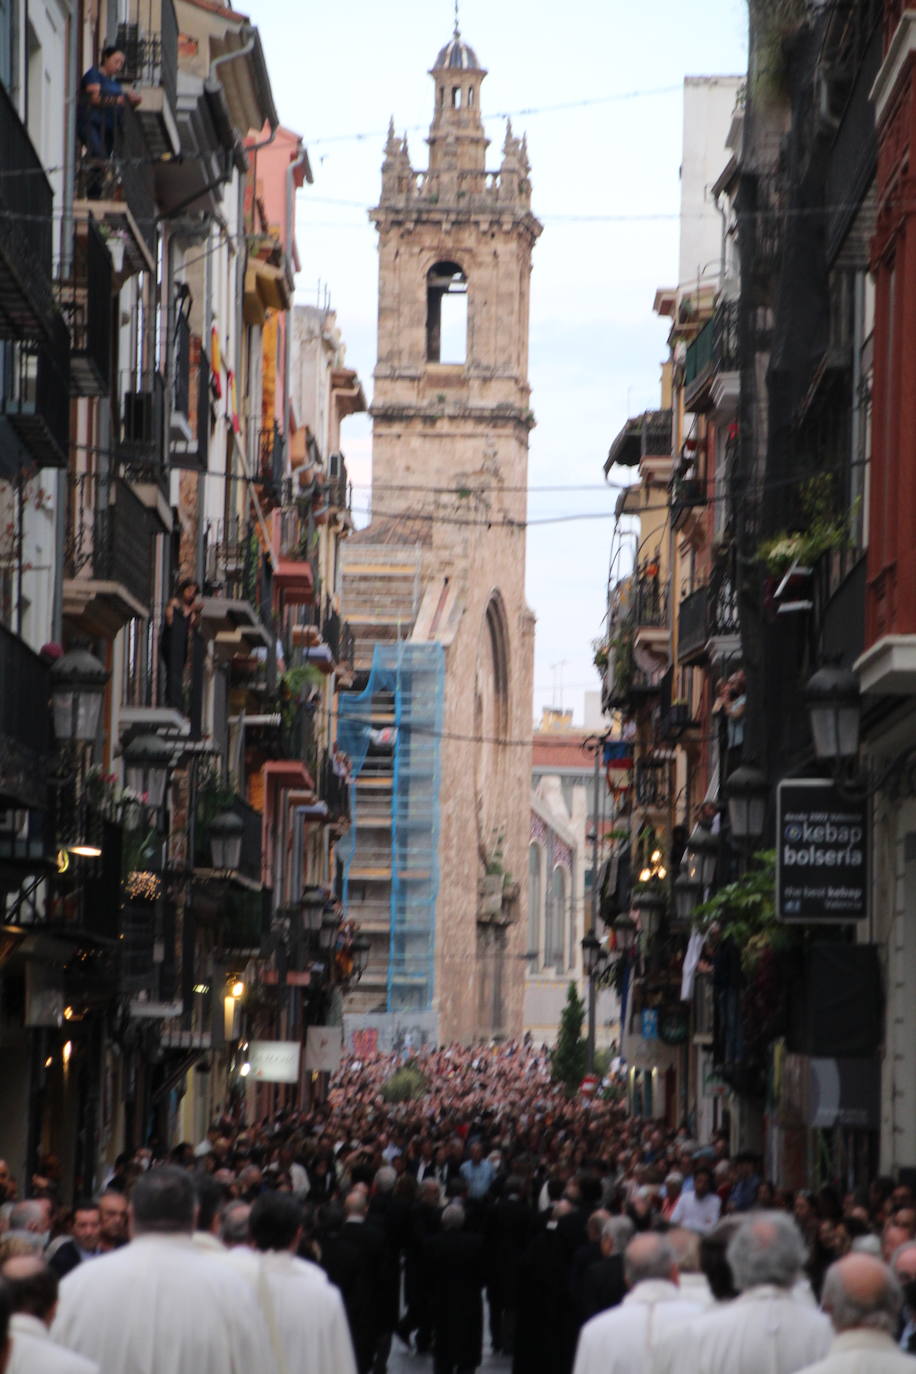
top-left (324, 451), bottom-right (350, 513)
top-left (321, 753), bottom-right (351, 825)
top-left (171, 310), bottom-right (191, 439)
top-left (683, 300), bottom-right (740, 414)
top-left (605, 408), bottom-right (672, 475)
top-left (74, 103), bottom-right (156, 278)
top-left (116, 370), bottom-right (167, 508)
top-left (257, 423), bottom-right (286, 507)
top-left (0, 313), bottom-right (70, 468)
top-left (0, 623), bottom-right (51, 810)
top-left (677, 562), bottom-right (741, 667)
top-left (0, 81), bottom-right (56, 340)
top-left (55, 219), bottom-right (113, 397)
top-left (121, 612), bottom-right (203, 737)
top-left (274, 501), bottom-right (316, 604)
top-left (634, 757), bottom-right (672, 811)
top-left (243, 236), bottom-right (293, 327)
top-left (115, 0), bottom-right (181, 158)
top-left (171, 343), bottom-right (211, 473)
top-left (671, 475), bottom-right (706, 532)
top-left (63, 474), bottom-right (154, 634)
top-left (201, 517), bottom-right (274, 653)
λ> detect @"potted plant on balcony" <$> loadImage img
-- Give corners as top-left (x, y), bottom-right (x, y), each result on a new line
top-left (592, 639), bottom-right (609, 672)
top-left (757, 475), bottom-right (858, 575)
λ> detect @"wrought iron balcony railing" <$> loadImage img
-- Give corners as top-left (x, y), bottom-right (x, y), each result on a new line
top-left (115, 0), bottom-right (179, 121)
top-left (634, 758), bottom-right (671, 810)
top-left (117, 370), bottom-right (166, 479)
top-left (122, 612), bottom-right (204, 730)
top-left (257, 423), bottom-right (286, 500)
top-left (634, 576), bottom-right (668, 630)
top-left (55, 218), bottom-right (112, 396)
top-left (678, 562), bottom-right (740, 664)
top-left (65, 473), bottom-right (153, 611)
top-left (0, 622), bottom-right (51, 810)
top-left (204, 517), bottom-right (275, 636)
top-left (76, 102), bottom-right (157, 260)
top-left (0, 313), bottom-right (70, 467)
top-left (0, 80), bottom-right (55, 339)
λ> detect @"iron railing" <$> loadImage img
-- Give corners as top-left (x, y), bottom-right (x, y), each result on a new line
top-left (122, 614), bottom-right (204, 732)
top-left (170, 344), bottom-right (210, 472)
top-left (684, 299), bottom-right (740, 401)
top-left (0, 79), bottom-right (55, 339)
top-left (76, 103), bottom-right (157, 258)
top-left (117, 369), bottom-right (166, 478)
top-left (634, 576), bottom-right (668, 629)
top-left (172, 310), bottom-right (191, 421)
top-left (115, 0), bottom-right (179, 115)
top-left (65, 473), bottom-right (153, 609)
top-left (1, 313), bottom-right (71, 467)
top-left (258, 423), bottom-right (285, 499)
top-left (634, 758), bottom-right (671, 810)
top-left (678, 562), bottom-right (740, 664)
top-left (280, 700), bottom-right (319, 776)
top-left (0, 622), bottom-right (51, 809)
top-left (684, 316), bottom-right (714, 391)
top-left (278, 501), bottom-right (318, 561)
top-left (321, 753), bottom-right (350, 822)
top-left (678, 585), bottom-right (709, 663)
top-left (55, 219), bottom-right (112, 396)
top-left (671, 475), bottom-right (706, 521)
top-left (204, 517), bottom-right (275, 635)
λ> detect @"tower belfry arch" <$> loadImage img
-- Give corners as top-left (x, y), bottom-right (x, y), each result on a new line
top-left (340, 29), bottom-right (540, 1043)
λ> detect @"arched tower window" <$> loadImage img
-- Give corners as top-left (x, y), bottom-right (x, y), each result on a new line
top-left (528, 843), bottom-right (542, 961)
top-left (548, 865), bottom-right (567, 973)
top-left (426, 260), bottom-right (467, 364)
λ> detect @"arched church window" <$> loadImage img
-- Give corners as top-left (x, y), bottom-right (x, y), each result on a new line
top-left (549, 864), bottom-right (567, 973)
top-left (426, 261), bottom-right (468, 364)
top-left (528, 843), bottom-right (542, 961)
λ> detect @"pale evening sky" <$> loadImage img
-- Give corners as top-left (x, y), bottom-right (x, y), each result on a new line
top-left (254, 0), bottom-right (749, 724)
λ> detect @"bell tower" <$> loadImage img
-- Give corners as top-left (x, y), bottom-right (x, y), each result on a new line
top-left (346, 32), bottom-right (540, 1043)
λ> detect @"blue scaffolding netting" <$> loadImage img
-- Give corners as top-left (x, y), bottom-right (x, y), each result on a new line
top-left (337, 642), bottom-right (444, 1011)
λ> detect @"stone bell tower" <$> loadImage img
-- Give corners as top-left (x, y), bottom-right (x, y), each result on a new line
top-left (343, 29), bottom-right (540, 1044)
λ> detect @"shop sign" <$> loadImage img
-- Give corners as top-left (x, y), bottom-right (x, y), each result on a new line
top-left (776, 779), bottom-right (868, 922)
top-left (248, 1039), bottom-right (300, 1083)
top-left (640, 1009), bottom-right (658, 1041)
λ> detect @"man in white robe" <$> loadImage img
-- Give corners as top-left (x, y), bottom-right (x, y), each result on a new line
top-left (1, 1257), bottom-right (98, 1374)
top-left (230, 1190), bottom-right (357, 1374)
top-left (651, 1211), bottom-right (832, 1374)
top-left (52, 1166), bottom-right (273, 1374)
top-left (796, 1253), bottom-right (916, 1374)
top-left (572, 1232), bottom-right (706, 1374)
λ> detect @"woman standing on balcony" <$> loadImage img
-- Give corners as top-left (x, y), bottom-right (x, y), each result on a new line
top-left (77, 45), bottom-right (141, 162)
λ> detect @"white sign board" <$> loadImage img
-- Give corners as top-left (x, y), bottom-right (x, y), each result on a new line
top-left (305, 1025), bottom-right (343, 1074)
top-left (248, 1039), bottom-right (301, 1084)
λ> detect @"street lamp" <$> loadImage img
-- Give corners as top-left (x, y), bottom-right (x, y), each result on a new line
top-left (319, 907), bottom-right (340, 951)
top-left (581, 931), bottom-right (602, 978)
top-left (50, 646), bottom-right (109, 743)
top-left (209, 809), bottom-right (244, 872)
top-left (123, 733), bottom-right (173, 810)
top-left (612, 912), bottom-right (638, 953)
top-left (805, 664), bottom-right (861, 762)
top-left (673, 871), bottom-right (703, 925)
top-left (726, 764), bottom-right (769, 841)
top-left (351, 933), bottom-right (371, 979)
top-left (686, 822), bottom-right (718, 890)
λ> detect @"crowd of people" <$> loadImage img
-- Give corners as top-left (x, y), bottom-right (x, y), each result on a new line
top-left (0, 1039), bottom-right (915, 1373)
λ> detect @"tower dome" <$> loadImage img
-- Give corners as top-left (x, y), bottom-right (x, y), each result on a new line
top-left (432, 30), bottom-right (481, 71)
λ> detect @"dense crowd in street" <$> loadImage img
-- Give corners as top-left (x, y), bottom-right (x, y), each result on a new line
top-left (1, 1039), bottom-right (916, 1373)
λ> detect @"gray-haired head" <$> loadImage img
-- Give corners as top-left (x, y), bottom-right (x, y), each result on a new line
top-left (374, 1166), bottom-right (397, 1194)
top-left (442, 1204), bottom-right (465, 1232)
top-left (602, 1214), bottom-right (635, 1255)
top-left (727, 1212), bottom-right (806, 1292)
top-left (667, 1226), bottom-right (700, 1275)
top-left (7, 1202), bottom-right (45, 1235)
top-left (624, 1233), bottom-right (677, 1287)
top-left (131, 1166), bottom-right (196, 1235)
top-left (822, 1254), bottom-right (902, 1337)
top-left (219, 1200), bottom-right (251, 1247)
top-left (851, 1234), bottom-right (882, 1257)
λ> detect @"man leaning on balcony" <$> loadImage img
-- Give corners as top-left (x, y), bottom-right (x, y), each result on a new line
top-left (78, 45), bottom-right (142, 164)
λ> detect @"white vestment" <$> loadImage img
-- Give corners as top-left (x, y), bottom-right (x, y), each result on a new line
top-left (651, 1284), bottom-right (832, 1374)
top-left (8, 1314), bottom-right (99, 1374)
top-left (52, 1233), bottom-right (273, 1374)
top-left (795, 1328), bottom-right (916, 1374)
top-left (573, 1279), bottom-right (705, 1374)
top-left (227, 1247), bottom-right (356, 1374)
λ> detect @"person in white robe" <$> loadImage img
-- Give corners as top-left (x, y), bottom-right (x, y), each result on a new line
top-left (51, 1166), bottom-right (273, 1374)
top-left (795, 1253), bottom-right (916, 1374)
top-left (229, 1191), bottom-right (357, 1374)
top-left (572, 1232), bottom-right (706, 1374)
top-left (1, 1256), bottom-right (98, 1374)
top-left (650, 1210), bottom-right (831, 1374)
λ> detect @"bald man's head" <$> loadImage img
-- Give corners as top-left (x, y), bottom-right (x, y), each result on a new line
top-left (624, 1232), bottom-right (677, 1288)
top-left (821, 1254), bottom-right (902, 1337)
top-left (0, 1255), bottom-right (58, 1326)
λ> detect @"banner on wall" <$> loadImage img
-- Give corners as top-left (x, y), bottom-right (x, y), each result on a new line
top-left (305, 1026), bottom-right (343, 1074)
top-left (248, 1040), bottom-right (300, 1084)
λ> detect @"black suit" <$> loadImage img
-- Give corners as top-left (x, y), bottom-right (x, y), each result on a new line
top-left (48, 1240), bottom-right (87, 1279)
top-left (323, 1220), bottom-right (385, 1374)
top-left (425, 1229), bottom-right (485, 1374)
top-left (580, 1253), bottom-right (626, 1322)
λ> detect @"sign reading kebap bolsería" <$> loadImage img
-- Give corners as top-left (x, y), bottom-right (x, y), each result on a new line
top-left (776, 778), bottom-right (868, 922)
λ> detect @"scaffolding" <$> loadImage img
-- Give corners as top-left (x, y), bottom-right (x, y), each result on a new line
top-left (337, 641), bottom-right (444, 1011)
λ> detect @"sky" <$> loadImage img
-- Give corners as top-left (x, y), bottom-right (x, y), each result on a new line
top-left (255, 0), bottom-right (749, 725)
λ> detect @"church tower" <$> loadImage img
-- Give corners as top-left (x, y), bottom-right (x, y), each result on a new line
top-left (341, 29), bottom-right (541, 1044)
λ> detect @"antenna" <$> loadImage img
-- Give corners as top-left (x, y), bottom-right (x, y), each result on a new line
top-left (453, 0), bottom-right (460, 38)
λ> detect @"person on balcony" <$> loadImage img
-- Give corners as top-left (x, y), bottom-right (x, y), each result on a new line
top-left (77, 46), bottom-right (141, 176)
top-left (161, 579), bottom-right (202, 713)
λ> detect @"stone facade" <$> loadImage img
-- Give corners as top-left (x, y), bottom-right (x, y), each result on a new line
top-left (342, 31), bottom-right (540, 1043)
